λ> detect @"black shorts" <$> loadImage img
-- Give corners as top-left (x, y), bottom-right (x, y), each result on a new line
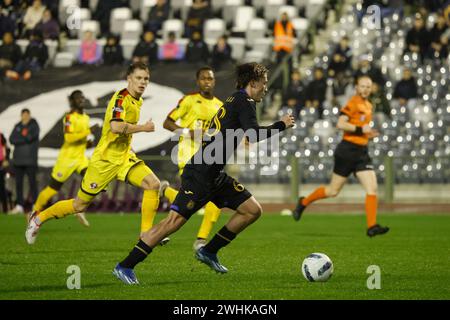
top-left (171, 171), bottom-right (253, 219)
top-left (333, 140), bottom-right (374, 177)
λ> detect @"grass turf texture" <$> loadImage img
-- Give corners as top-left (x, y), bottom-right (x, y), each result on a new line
top-left (0, 213), bottom-right (449, 300)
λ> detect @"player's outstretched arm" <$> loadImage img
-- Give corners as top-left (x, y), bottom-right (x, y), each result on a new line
top-left (110, 119), bottom-right (155, 135)
top-left (64, 130), bottom-right (90, 143)
top-left (163, 116), bottom-right (202, 139)
top-left (241, 108), bottom-right (295, 143)
top-left (336, 115), bottom-right (378, 138)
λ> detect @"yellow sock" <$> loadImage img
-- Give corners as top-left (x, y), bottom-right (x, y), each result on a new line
top-left (164, 186), bottom-right (178, 203)
top-left (140, 190), bottom-right (159, 233)
top-left (34, 186), bottom-right (58, 212)
top-left (37, 199), bottom-right (76, 223)
top-left (197, 202), bottom-right (221, 240)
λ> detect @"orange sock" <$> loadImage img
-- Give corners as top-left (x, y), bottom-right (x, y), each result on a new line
top-left (302, 186), bottom-right (326, 206)
top-left (365, 194), bottom-right (377, 228)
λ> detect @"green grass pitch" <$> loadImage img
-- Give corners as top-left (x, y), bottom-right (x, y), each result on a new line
top-left (0, 213), bottom-right (449, 300)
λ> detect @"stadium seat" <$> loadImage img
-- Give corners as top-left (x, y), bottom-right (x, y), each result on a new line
top-left (129, 0), bottom-right (143, 13)
top-left (232, 6), bottom-right (255, 34)
top-left (252, 0), bottom-right (269, 10)
top-left (247, 37), bottom-right (273, 60)
top-left (291, 17), bottom-right (309, 38)
top-left (312, 119), bottom-right (334, 142)
top-left (243, 50), bottom-right (266, 63)
top-left (140, 0), bottom-right (157, 21)
top-left (79, 20), bottom-right (100, 38)
top-left (278, 5), bottom-right (298, 20)
top-left (64, 39), bottom-right (81, 58)
top-left (110, 7), bottom-right (132, 35)
top-left (44, 40), bottom-right (58, 63)
top-left (227, 37), bottom-right (246, 61)
top-left (246, 18), bottom-right (268, 47)
top-left (211, 0), bottom-right (227, 14)
top-left (68, 8), bottom-right (91, 37)
top-left (162, 19), bottom-right (184, 40)
top-left (222, 0), bottom-right (245, 24)
top-left (59, 0), bottom-right (80, 26)
top-left (293, 120), bottom-right (309, 138)
top-left (204, 19), bottom-right (226, 43)
top-left (120, 39), bottom-right (140, 60)
top-left (306, 0), bottom-right (326, 19)
top-left (15, 39), bottom-right (29, 54)
top-left (53, 52), bottom-right (74, 67)
top-left (121, 20), bottom-right (143, 40)
top-left (293, 0), bottom-right (307, 7)
top-left (172, 0), bottom-right (192, 21)
top-left (89, 0), bottom-right (98, 11)
top-left (264, 0), bottom-right (286, 23)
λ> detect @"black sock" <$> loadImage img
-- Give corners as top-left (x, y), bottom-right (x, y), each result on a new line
top-left (204, 226), bottom-right (236, 254)
top-left (119, 240), bottom-right (153, 269)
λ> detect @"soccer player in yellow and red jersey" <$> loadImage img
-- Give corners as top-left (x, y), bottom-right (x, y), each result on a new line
top-left (32, 90), bottom-right (93, 227)
top-left (293, 76), bottom-right (389, 237)
top-left (26, 62), bottom-right (165, 244)
top-left (162, 66), bottom-right (223, 251)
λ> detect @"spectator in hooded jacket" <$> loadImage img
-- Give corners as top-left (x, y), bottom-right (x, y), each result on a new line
top-left (393, 68), bottom-right (418, 106)
top-left (9, 108), bottom-right (40, 214)
top-left (132, 30), bottom-right (159, 65)
top-left (103, 34), bottom-right (124, 65)
top-left (185, 30), bottom-right (209, 64)
top-left (0, 31), bottom-right (21, 80)
top-left (14, 30), bottom-right (48, 80)
top-left (211, 35), bottom-right (232, 70)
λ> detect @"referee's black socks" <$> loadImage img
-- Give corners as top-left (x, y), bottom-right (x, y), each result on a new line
top-left (204, 226), bottom-right (237, 254)
top-left (119, 240), bottom-right (153, 269)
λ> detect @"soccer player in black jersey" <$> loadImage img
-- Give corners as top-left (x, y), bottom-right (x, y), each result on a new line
top-left (113, 63), bottom-right (295, 284)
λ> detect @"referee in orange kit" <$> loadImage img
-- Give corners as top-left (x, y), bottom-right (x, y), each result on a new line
top-left (293, 75), bottom-right (389, 237)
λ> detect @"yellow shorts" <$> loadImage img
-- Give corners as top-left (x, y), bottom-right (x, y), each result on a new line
top-left (51, 156), bottom-right (89, 183)
top-left (77, 153), bottom-right (153, 202)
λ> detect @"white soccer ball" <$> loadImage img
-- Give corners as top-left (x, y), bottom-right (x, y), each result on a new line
top-left (301, 253), bottom-right (334, 282)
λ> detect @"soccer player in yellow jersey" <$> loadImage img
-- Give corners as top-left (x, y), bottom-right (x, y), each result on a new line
top-left (162, 67), bottom-right (223, 251)
top-left (25, 62), bottom-right (165, 245)
top-left (33, 90), bottom-right (93, 227)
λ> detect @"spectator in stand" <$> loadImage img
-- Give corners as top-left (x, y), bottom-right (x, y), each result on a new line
top-left (405, 15), bottom-right (429, 60)
top-left (305, 67), bottom-right (327, 119)
top-left (14, 30), bottom-right (48, 80)
top-left (273, 12), bottom-right (296, 64)
top-left (370, 81), bottom-right (391, 125)
top-left (1, 0), bottom-right (20, 38)
top-left (0, 130), bottom-right (11, 213)
top-left (185, 0), bottom-right (211, 37)
top-left (9, 108), bottom-right (40, 215)
top-left (328, 36), bottom-right (352, 78)
top-left (211, 35), bottom-right (232, 70)
top-left (185, 30), bottom-right (209, 64)
top-left (22, 0), bottom-right (46, 37)
top-left (146, 0), bottom-right (169, 34)
top-left (329, 36), bottom-right (353, 98)
top-left (132, 30), bottom-right (158, 65)
top-left (93, 0), bottom-right (123, 37)
top-left (354, 54), bottom-right (385, 87)
top-left (35, 8), bottom-right (59, 40)
top-left (103, 34), bottom-right (124, 65)
top-left (78, 30), bottom-right (102, 65)
top-left (0, 31), bottom-right (22, 80)
top-left (159, 31), bottom-right (184, 62)
top-left (283, 69), bottom-right (307, 117)
top-left (426, 14), bottom-right (449, 61)
top-left (393, 68), bottom-right (418, 107)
